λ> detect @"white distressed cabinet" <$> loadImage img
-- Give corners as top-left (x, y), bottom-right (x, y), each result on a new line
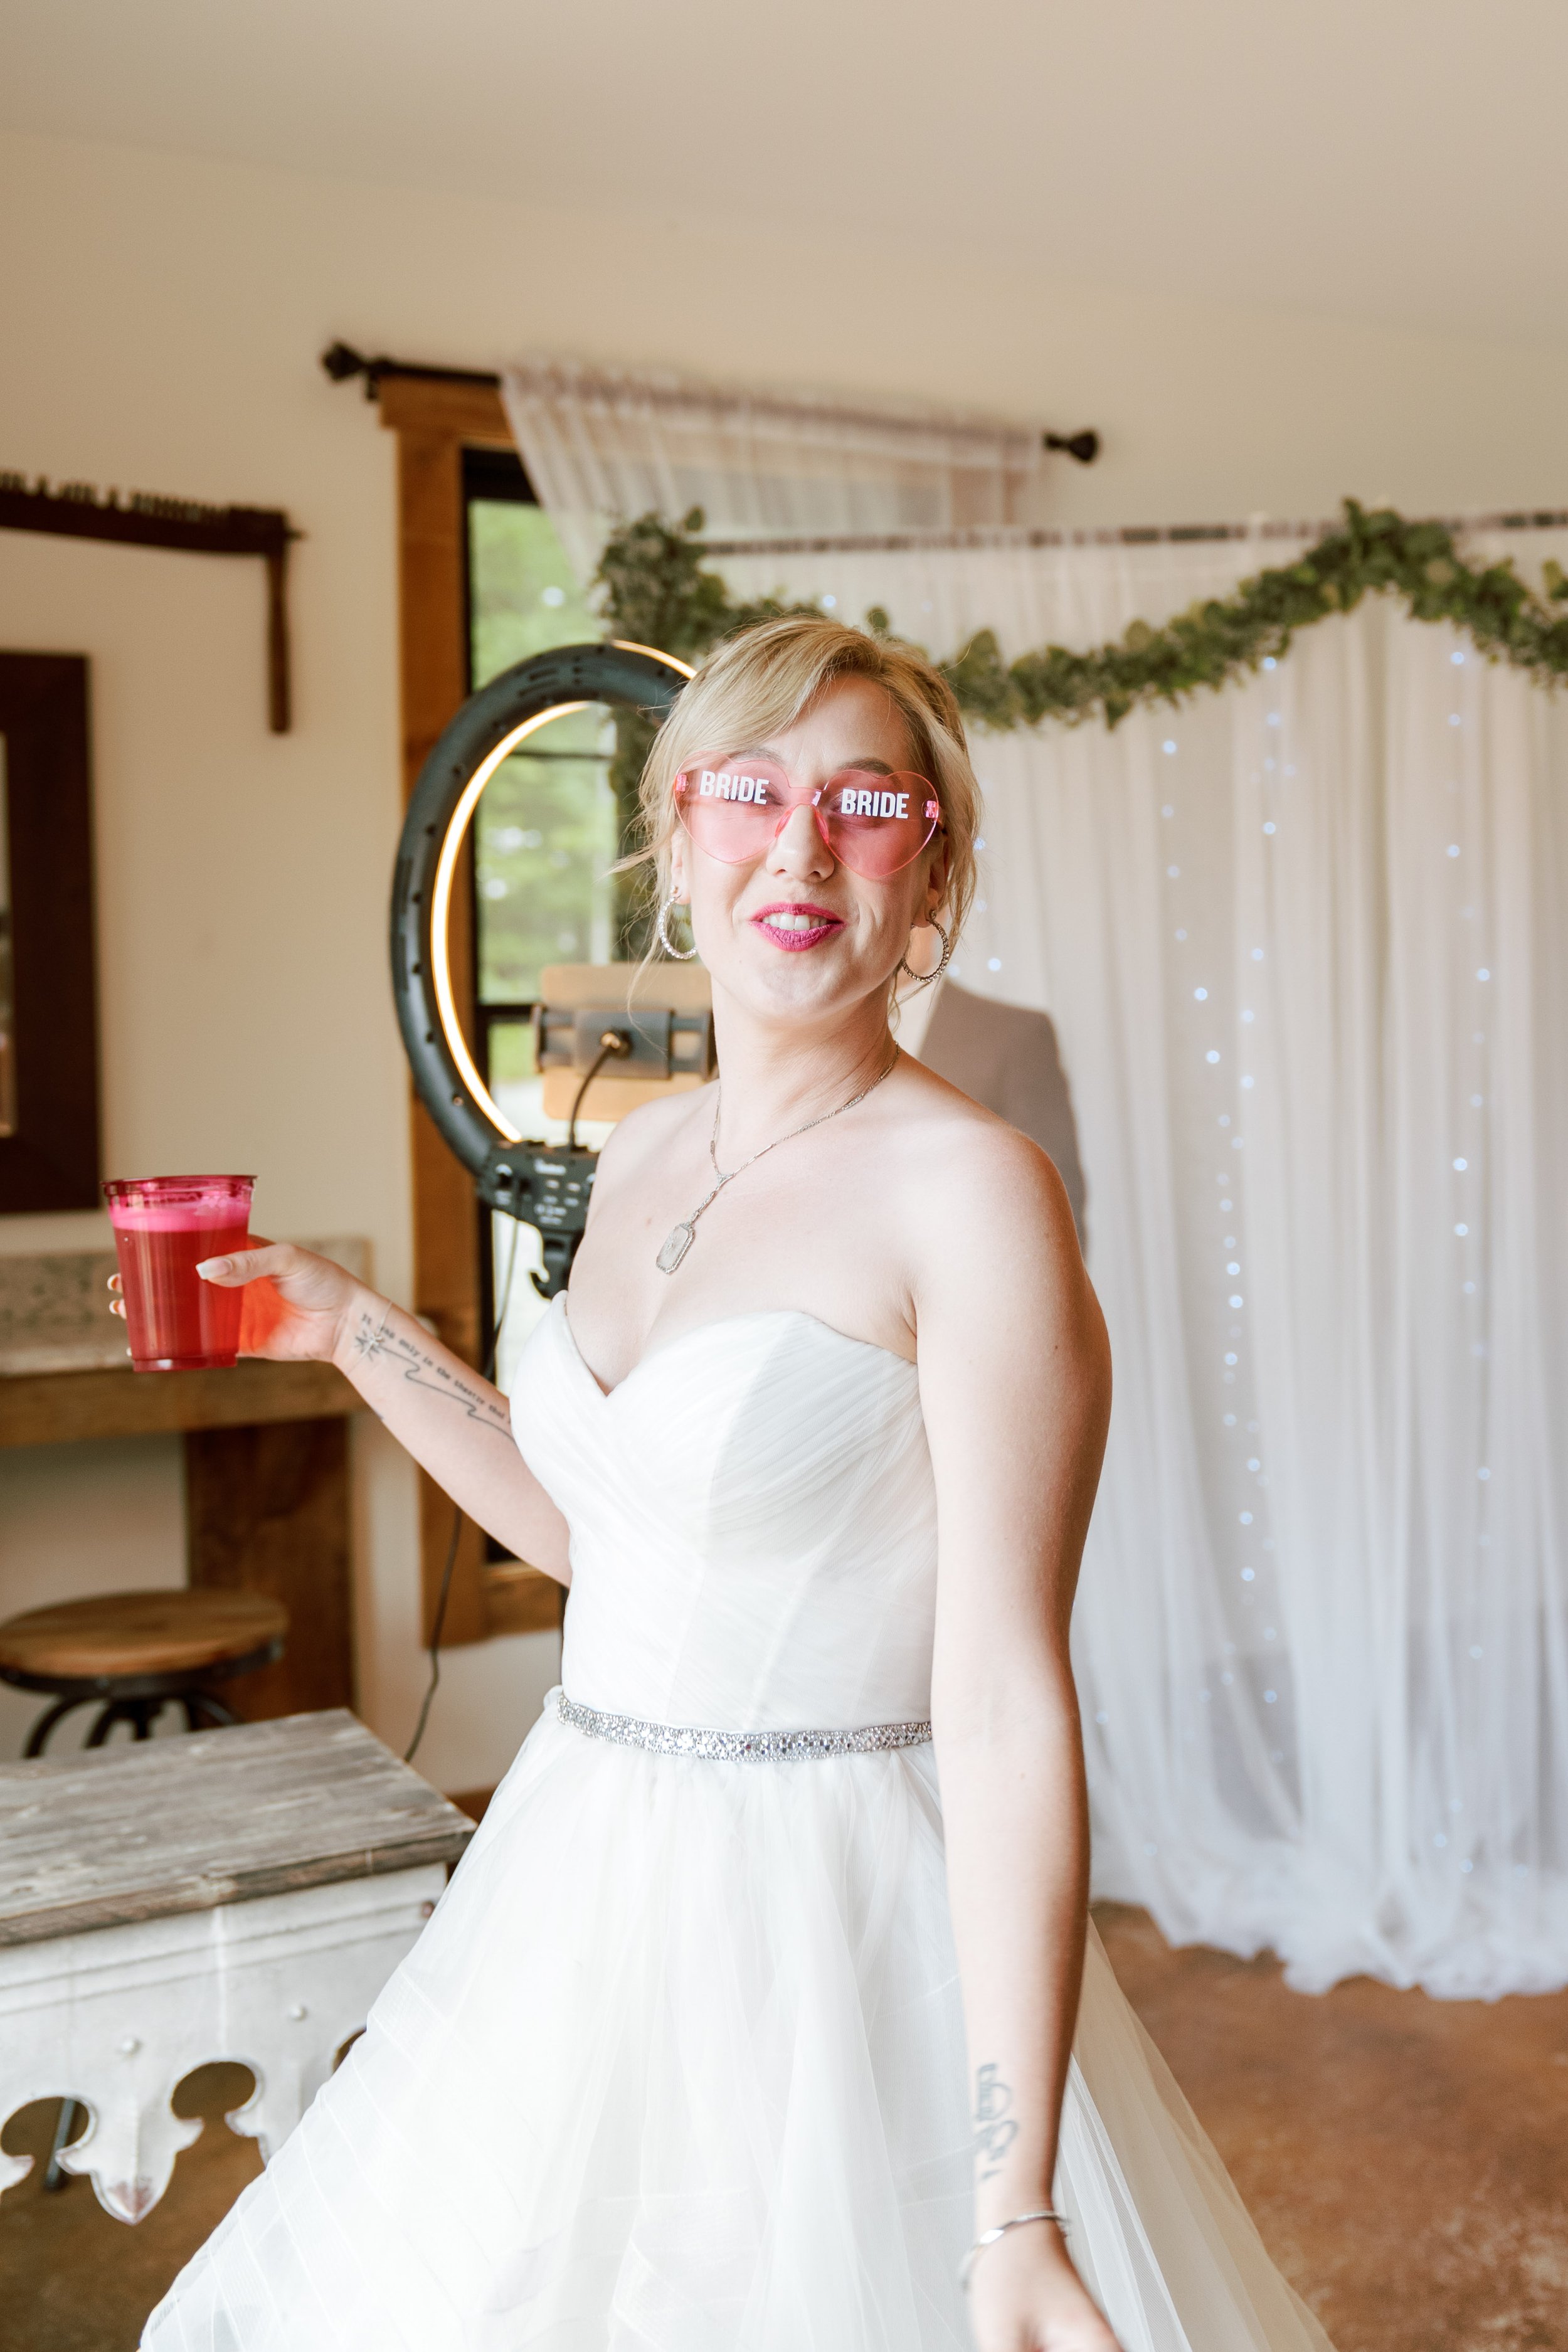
top-left (0, 1710), bottom-right (473, 2222)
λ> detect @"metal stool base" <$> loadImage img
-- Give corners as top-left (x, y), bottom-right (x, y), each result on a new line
top-left (22, 1687), bottom-right (243, 1756)
top-left (3, 1637), bottom-right (283, 1757)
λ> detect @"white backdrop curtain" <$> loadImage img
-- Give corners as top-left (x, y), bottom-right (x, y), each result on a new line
top-left (719, 528), bottom-right (1568, 2001)
top-left (504, 376), bottom-right (1568, 1998)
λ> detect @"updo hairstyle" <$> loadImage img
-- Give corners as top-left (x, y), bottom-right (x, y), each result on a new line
top-left (632, 615), bottom-right (982, 945)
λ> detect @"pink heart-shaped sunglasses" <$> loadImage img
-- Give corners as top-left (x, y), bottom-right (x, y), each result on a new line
top-left (675, 756), bottom-right (944, 879)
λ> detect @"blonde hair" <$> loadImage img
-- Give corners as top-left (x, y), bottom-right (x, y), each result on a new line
top-left (630, 616), bottom-right (982, 944)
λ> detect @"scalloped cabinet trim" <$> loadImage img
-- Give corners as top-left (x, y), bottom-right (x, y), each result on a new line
top-left (0, 1708), bottom-right (472, 2225)
top-left (0, 1865), bottom-right (442, 2222)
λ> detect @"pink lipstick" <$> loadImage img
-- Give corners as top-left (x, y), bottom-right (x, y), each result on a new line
top-left (751, 901), bottom-right (845, 953)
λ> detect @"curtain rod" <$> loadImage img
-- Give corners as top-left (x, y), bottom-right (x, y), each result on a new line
top-left (504, 361), bottom-right (1091, 463)
top-left (317, 348), bottom-right (1562, 549)
top-left (700, 509), bottom-right (1568, 558)
top-left (320, 341), bottom-right (506, 401)
top-left (319, 342), bottom-right (1098, 464)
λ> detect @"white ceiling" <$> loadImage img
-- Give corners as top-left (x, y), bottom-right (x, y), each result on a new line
top-left (3, 0), bottom-right (1564, 352)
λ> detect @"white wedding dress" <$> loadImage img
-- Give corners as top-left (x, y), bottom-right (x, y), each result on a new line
top-left (146, 1300), bottom-right (1333, 2351)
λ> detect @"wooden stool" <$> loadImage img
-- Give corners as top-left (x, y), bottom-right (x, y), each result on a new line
top-left (0, 1591), bottom-right (289, 1756)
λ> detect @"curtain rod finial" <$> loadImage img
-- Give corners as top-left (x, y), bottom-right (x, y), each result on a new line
top-left (1044, 430), bottom-right (1100, 465)
top-left (321, 341), bottom-right (383, 399)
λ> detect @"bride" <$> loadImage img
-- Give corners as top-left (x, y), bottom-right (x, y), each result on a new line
top-left (142, 618), bottom-right (1333, 2351)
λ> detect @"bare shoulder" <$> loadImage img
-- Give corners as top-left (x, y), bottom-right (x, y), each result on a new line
top-left (889, 1059), bottom-right (1079, 1262)
top-left (889, 1062), bottom-right (1104, 1374)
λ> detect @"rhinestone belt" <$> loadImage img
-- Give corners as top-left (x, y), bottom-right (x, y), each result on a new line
top-left (556, 1690), bottom-right (932, 1762)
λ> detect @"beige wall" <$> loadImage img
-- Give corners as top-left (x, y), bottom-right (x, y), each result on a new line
top-left (1, 125), bottom-right (1564, 1783)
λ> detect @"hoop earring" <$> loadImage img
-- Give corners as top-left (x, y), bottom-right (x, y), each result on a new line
top-left (896, 914), bottom-right (952, 992)
top-left (656, 889), bottom-right (698, 961)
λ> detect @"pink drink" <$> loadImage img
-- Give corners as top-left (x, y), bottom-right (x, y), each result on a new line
top-left (104, 1175), bottom-right (255, 1372)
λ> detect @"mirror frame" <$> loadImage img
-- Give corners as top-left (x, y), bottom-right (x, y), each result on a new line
top-left (0, 652), bottom-right (100, 1212)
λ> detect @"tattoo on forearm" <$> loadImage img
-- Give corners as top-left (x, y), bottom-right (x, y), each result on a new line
top-left (974, 2064), bottom-right (1019, 2181)
top-left (349, 1310), bottom-right (512, 1439)
top-left (352, 1305), bottom-right (397, 1364)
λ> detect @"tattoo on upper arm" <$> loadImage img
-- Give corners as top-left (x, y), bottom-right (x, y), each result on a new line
top-left (974, 2063), bottom-right (1019, 2180)
top-left (349, 1311), bottom-right (512, 1439)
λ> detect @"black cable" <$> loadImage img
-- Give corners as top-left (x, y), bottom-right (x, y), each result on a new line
top-left (404, 1211), bottom-right (523, 1765)
top-left (568, 1030), bottom-right (632, 1149)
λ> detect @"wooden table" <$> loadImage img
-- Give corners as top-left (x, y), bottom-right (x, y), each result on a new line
top-left (0, 1710), bottom-right (472, 2222)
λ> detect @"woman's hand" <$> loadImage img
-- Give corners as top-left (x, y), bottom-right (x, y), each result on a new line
top-left (108, 1241), bottom-right (374, 1365)
top-left (968, 2223), bottom-right (1121, 2352)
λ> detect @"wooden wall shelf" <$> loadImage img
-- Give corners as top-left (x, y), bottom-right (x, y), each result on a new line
top-left (0, 476), bottom-right (297, 733)
top-left (0, 1358), bottom-right (356, 1449)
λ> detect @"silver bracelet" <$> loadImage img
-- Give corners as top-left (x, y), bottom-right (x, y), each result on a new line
top-left (959, 2208), bottom-right (1070, 2291)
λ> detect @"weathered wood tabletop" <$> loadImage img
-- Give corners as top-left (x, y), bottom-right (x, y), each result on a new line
top-left (0, 1709), bottom-right (474, 1947)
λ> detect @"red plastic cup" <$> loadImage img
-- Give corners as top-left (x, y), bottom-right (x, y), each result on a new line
top-left (103, 1175), bottom-right (256, 1372)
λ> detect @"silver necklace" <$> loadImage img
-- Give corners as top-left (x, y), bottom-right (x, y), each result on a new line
top-left (655, 1051), bottom-right (898, 1274)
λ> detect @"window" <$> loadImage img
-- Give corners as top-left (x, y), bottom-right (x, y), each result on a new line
top-left (462, 451), bottom-right (616, 1392)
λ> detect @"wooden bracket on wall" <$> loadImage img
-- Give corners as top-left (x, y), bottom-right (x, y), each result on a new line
top-left (0, 474), bottom-right (300, 733)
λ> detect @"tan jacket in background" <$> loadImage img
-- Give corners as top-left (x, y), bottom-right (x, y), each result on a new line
top-left (916, 982), bottom-right (1088, 1249)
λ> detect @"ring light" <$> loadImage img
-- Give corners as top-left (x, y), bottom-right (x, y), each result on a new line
top-left (428, 697), bottom-right (589, 1145)
top-left (391, 638), bottom-right (692, 1290)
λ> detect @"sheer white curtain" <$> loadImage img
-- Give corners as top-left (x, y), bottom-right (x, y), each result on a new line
top-left (506, 366), bottom-right (1568, 1996)
top-left (716, 527), bottom-right (1568, 2000)
top-left (501, 360), bottom-right (1041, 580)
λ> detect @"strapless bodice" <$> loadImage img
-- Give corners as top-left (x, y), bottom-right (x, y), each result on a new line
top-left (509, 1296), bottom-right (937, 1729)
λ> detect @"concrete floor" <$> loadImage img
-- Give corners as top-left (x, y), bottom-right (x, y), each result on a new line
top-left (0, 2064), bottom-right (262, 2351)
top-left (1098, 1904), bottom-right (1568, 2352)
top-left (2, 1907), bottom-right (1564, 2349)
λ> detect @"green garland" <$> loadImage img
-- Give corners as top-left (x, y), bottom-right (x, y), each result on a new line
top-left (593, 499), bottom-right (1568, 952)
top-left (597, 499), bottom-right (1568, 736)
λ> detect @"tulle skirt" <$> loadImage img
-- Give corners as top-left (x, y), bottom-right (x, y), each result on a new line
top-left (144, 1693), bottom-right (1333, 2351)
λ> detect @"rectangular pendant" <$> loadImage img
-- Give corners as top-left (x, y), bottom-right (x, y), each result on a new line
top-left (656, 1222), bottom-right (695, 1274)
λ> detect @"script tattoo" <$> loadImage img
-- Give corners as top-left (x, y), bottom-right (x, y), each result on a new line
top-left (973, 2063), bottom-right (1019, 2181)
top-left (349, 1310), bottom-right (512, 1439)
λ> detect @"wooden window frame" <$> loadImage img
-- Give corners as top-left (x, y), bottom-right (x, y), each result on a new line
top-left (378, 378), bottom-right (561, 1648)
